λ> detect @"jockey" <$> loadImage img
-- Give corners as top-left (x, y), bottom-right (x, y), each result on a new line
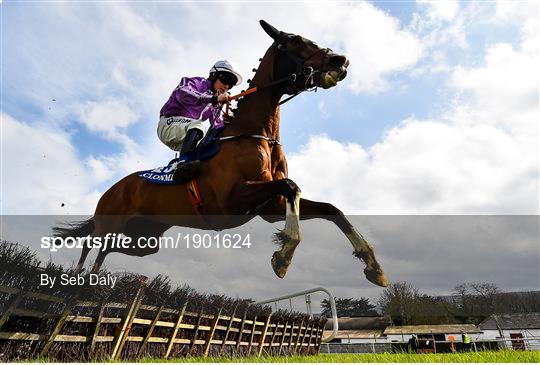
top-left (158, 60), bottom-right (242, 182)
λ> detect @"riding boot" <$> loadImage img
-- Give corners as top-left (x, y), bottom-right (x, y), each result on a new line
top-left (173, 128), bottom-right (203, 183)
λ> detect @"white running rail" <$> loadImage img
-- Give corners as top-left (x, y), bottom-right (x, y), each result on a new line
top-left (255, 287), bottom-right (338, 343)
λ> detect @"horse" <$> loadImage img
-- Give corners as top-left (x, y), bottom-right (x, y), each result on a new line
top-left (54, 20), bottom-right (388, 287)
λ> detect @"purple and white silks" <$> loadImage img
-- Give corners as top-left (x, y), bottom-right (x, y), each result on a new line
top-left (160, 76), bottom-right (223, 128)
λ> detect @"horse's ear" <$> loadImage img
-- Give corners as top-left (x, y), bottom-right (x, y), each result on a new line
top-left (259, 20), bottom-right (282, 41)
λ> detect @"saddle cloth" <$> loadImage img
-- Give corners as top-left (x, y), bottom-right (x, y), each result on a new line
top-left (139, 127), bottom-right (225, 185)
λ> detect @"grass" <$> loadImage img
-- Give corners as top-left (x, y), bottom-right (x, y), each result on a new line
top-left (138, 350), bottom-right (540, 363)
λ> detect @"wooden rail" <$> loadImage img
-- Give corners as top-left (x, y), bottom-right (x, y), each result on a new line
top-left (0, 283), bottom-right (325, 361)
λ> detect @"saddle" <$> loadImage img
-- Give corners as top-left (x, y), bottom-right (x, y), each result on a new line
top-left (139, 127), bottom-right (225, 184)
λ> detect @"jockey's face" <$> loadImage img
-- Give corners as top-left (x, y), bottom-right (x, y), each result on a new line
top-left (213, 78), bottom-right (230, 94)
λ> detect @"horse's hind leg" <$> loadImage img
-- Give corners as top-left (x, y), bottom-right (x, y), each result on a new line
top-left (75, 244), bottom-right (91, 273)
top-left (88, 215), bottom-right (126, 273)
top-left (91, 250), bottom-right (108, 274)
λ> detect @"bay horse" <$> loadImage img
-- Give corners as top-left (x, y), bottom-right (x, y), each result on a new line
top-left (54, 20), bottom-right (388, 287)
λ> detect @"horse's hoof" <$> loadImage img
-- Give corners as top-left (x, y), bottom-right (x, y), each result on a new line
top-left (271, 251), bottom-right (289, 278)
top-left (364, 268), bottom-right (389, 287)
top-left (353, 249), bottom-right (388, 287)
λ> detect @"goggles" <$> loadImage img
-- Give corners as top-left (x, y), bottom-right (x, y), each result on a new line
top-left (218, 73), bottom-right (238, 88)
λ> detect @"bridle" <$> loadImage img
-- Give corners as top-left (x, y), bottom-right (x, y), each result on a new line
top-left (219, 41), bottom-right (334, 146)
top-left (225, 41), bottom-right (333, 110)
top-left (274, 42), bottom-right (333, 97)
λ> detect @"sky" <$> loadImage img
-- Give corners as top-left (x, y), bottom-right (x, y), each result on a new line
top-left (1, 1), bottom-right (539, 306)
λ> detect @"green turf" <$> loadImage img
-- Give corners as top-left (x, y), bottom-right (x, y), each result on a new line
top-left (139, 350), bottom-right (540, 363)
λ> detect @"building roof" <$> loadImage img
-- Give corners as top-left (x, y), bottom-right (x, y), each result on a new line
top-left (383, 324), bottom-right (481, 335)
top-left (323, 329), bottom-right (384, 339)
top-left (479, 313), bottom-right (540, 330)
top-left (324, 316), bottom-right (391, 331)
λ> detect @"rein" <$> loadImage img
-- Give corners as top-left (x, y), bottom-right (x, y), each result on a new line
top-left (224, 73), bottom-right (297, 115)
top-left (220, 72), bottom-right (298, 147)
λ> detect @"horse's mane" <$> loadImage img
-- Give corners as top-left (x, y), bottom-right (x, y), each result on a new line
top-left (227, 43), bottom-right (278, 123)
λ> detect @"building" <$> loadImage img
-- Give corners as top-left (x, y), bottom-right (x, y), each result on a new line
top-left (320, 313), bottom-right (540, 353)
top-left (321, 316), bottom-right (392, 353)
top-left (323, 316), bottom-right (391, 344)
top-left (383, 324), bottom-right (482, 353)
top-left (478, 313), bottom-right (540, 350)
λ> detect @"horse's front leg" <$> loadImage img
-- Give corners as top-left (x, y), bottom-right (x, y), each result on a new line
top-left (257, 198), bottom-right (388, 287)
top-left (229, 179), bottom-right (302, 278)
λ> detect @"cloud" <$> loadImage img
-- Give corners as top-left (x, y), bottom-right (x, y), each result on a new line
top-left (86, 156), bottom-right (114, 184)
top-left (27, 2), bottom-right (424, 105)
top-left (409, 0), bottom-right (474, 75)
top-left (417, 0), bottom-right (460, 22)
top-left (75, 99), bottom-right (139, 141)
top-left (105, 3), bottom-right (166, 49)
top-left (107, 2), bottom-right (425, 96)
top-left (494, 0), bottom-right (524, 20)
top-left (451, 43), bottom-right (538, 140)
top-left (290, 121), bottom-right (535, 214)
top-left (303, 2), bottom-right (424, 93)
top-left (0, 111), bottom-right (164, 214)
top-left (493, 0), bottom-right (539, 29)
top-left (0, 113), bottom-right (102, 214)
top-left (288, 15), bottom-right (539, 214)
top-left (2, 1), bottom-right (428, 215)
top-left (3, 2), bottom-right (537, 216)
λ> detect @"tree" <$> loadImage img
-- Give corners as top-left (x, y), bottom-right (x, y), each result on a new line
top-left (494, 291), bottom-right (540, 313)
top-left (414, 294), bottom-right (456, 325)
top-left (321, 297), bottom-right (378, 317)
top-left (377, 281), bottom-right (421, 325)
top-left (453, 282), bottom-right (500, 323)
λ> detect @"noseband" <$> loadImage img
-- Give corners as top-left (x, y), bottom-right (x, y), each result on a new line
top-left (274, 43), bottom-right (333, 96)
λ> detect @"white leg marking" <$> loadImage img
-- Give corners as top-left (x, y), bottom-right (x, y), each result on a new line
top-left (346, 228), bottom-right (371, 253)
top-left (283, 191), bottom-right (302, 243)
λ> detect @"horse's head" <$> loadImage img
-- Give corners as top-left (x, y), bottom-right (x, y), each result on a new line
top-left (260, 20), bottom-right (349, 93)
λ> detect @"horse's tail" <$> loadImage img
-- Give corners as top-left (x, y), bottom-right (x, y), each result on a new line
top-left (52, 217), bottom-right (95, 238)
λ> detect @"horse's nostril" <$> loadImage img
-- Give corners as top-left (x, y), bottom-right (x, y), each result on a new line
top-left (338, 70), bottom-right (347, 81)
